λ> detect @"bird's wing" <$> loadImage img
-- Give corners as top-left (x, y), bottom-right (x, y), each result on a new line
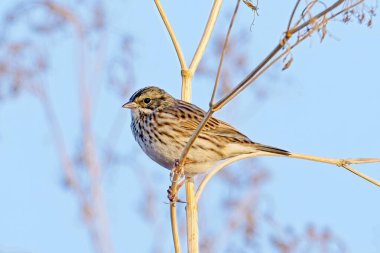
top-left (173, 100), bottom-right (252, 142)
top-left (167, 100), bottom-right (289, 155)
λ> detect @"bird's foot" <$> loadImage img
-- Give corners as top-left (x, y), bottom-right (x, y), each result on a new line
top-left (170, 159), bottom-right (185, 181)
top-left (167, 178), bottom-right (189, 203)
top-left (167, 185), bottom-right (185, 203)
top-left (167, 185), bottom-right (178, 202)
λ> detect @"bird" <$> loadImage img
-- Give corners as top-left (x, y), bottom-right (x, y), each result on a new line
top-left (123, 86), bottom-right (290, 176)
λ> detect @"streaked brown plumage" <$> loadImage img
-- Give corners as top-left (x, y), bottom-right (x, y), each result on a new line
top-left (123, 86), bottom-right (289, 175)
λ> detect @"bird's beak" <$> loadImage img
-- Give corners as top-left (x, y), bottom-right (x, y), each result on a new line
top-left (122, 101), bottom-right (138, 109)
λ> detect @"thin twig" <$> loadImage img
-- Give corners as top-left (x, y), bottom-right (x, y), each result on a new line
top-left (189, 0), bottom-right (223, 74)
top-left (214, 0), bottom-right (345, 110)
top-left (293, 0), bottom-right (319, 31)
top-left (341, 164), bottom-right (380, 186)
top-left (329, 0), bottom-right (365, 20)
top-left (168, 163), bottom-right (182, 253)
top-left (179, 3), bottom-right (225, 252)
top-left (185, 178), bottom-right (199, 253)
top-left (170, 200), bottom-right (181, 253)
top-left (178, 110), bottom-right (215, 168)
top-left (210, 0), bottom-right (241, 106)
top-left (154, 0), bottom-right (187, 70)
top-left (214, 41), bottom-right (282, 110)
top-left (289, 0), bottom-right (345, 34)
top-left (287, 0), bottom-right (302, 32)
top-left (196, 152), bottom-right (380, 202)
top-left (196, 153), bottom-right (259, 202)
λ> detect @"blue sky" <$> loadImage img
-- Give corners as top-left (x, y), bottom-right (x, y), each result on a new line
top-left (1, 0), bottom-right (379, 253)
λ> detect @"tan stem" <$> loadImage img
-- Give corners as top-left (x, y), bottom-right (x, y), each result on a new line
top-left (289, 0), bottom-right (344, 34)
top-left (210, 0), bottom-right (241, 105)
top-left (167, 69), bottom-right (194, 253)
top-left (196, 153), bottom-right (259, 202)
top-left (170, 201), bottom-right (181, 253)
top-left (213, 0), bottom-right (346, 111)
top-left (182, 60), bottom-right (199, 253)
top-left (180, 66), bottom-right (199, 253)
top-left (181, 70), bottom-right (193, 101)
top-left (189, 0), bottom-right (223, 74)
top-left (178, 110), bottom-right (215, 168)
top-left (179, 2), bottom-right (225, 251)
top-left (185, 178), bottom-right (199, 253)
top-left (154, 0), bottom-right (187, 70)
top-left (196, 153), bottom-right (380, 202)
top-left (286, 0), bottom-right (302, 32)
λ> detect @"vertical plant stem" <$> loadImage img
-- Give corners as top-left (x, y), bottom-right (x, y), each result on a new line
top-left (210, 0), bottom-right (241, 105)
top-left (170, 200), bottom-right (181, 253)
top-left (185, 178), bottom-right (199, 253)
top-left (181, 70), bottom-right (193, 101)
top-left (179, 2), bottom-right (226, 249)
top-left (189, 0), bottom-right (223, 74)
top-left (182, 67), bottom-right (199, 253)
top-left (154, 0), bottom-right (187, 70)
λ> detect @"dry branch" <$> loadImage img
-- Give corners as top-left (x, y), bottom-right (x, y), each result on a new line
top-left (196, 153), bottom-right (380, 202)
top-left (154, 0), bottom-right (187, 70)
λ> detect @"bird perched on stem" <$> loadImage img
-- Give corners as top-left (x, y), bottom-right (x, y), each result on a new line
top-left (123, 86), bottom-right (289, 176)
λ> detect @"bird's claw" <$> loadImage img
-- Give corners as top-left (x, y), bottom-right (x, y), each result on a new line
top-left (170, 159), bottom-right (185, 182)
top-left (167, 185), bottom-right (185, 203)
top-left (167, 186), bottom-right (177, 202)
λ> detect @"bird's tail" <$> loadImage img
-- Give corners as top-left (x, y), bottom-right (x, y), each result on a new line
top-left (253, 143), bottom-right (290, 156)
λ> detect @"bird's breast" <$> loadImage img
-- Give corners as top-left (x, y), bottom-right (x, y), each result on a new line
top-left (131, 115), bottom-right (182, 169)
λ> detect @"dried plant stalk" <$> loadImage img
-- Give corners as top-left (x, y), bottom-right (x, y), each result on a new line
top-left (154, 0), bottom-right (187, 70)
top-left (189, 0), bottom-right (223, 74)
top-left (196, 154), bottom-right (380, 202)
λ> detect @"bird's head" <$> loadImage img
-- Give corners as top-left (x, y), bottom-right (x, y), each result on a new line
top-left (122, 86), bottom-right (175, 114)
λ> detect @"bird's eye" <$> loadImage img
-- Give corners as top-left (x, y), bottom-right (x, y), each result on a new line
top-left (143, 98), bottom-right (151, 104)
